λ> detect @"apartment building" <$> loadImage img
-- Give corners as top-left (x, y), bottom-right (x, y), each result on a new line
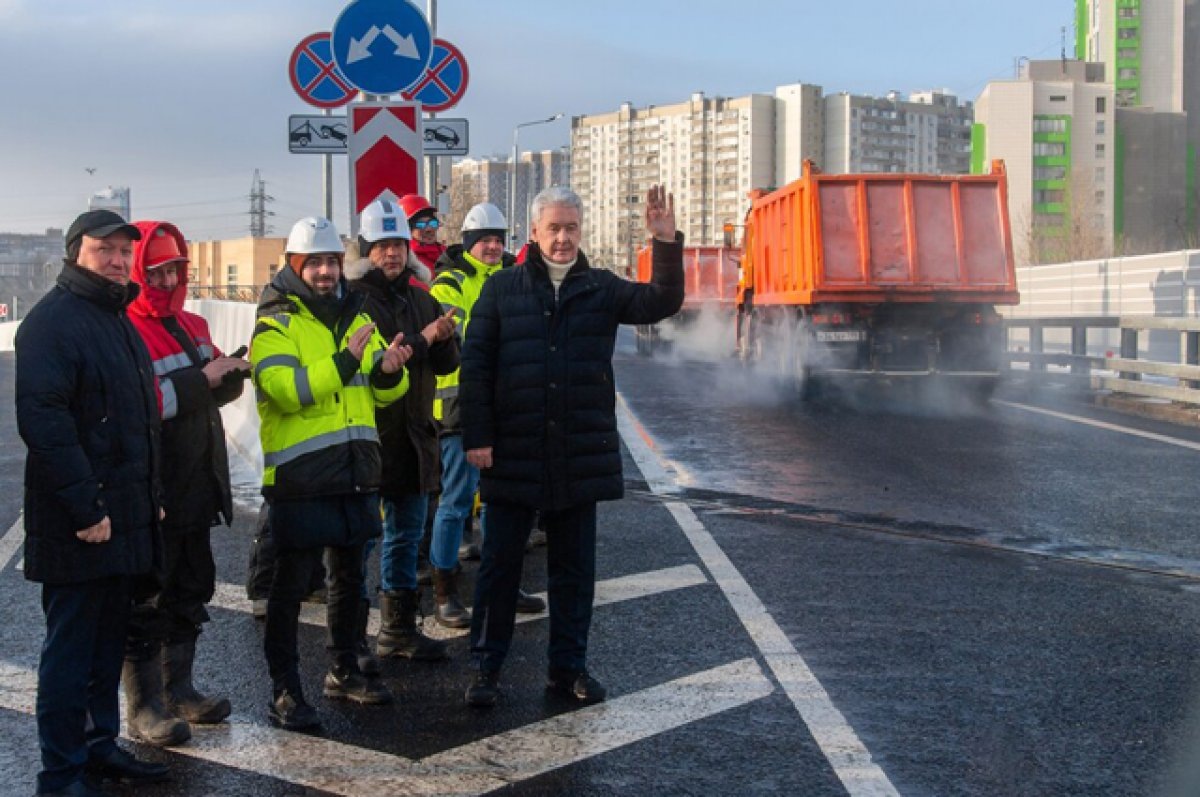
top-left (446, 150), bottom-right (569, 247)
top-left (571, 92), bottom-right (777, 273)
top-left (188, 236), bottom-right (287, 296)
top-left (824, 90), bottom-right (973, 175)
top-left (975, 60), bottom-right (1116, 263)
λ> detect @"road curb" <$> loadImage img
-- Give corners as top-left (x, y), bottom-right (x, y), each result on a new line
top-left (1095, 393), bottom-right (1200, 429)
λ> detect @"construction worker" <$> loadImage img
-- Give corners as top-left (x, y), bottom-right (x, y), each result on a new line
top-left (123, 221), bottom-right (247, 747)
top-left (399, 194), bottom-right (444, 279)
top-left (347, 199), bottom-right (459, 661)
top-left (251, 216), bottom-right (411, 730)
top-left (428, 203), bottom-right (545, 628)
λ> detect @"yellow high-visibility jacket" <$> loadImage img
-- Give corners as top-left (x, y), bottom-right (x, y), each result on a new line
top-left (430, 246), bottom-right (503, 431)
top-left (251, 279), bottom-right (408, 499)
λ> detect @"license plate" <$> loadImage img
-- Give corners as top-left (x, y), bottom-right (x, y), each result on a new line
top-left (815, 329), bottom-right (865, 343)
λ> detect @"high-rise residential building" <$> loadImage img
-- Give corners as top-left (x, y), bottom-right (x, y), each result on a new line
top-left (571, 92), bottom-right (777, 273)
top-left (774, 83), bottom-right (825, 188)
top-left (824, 90), bottom-right (973, 175)
top-left (1076, 0), bottom-right (1186, 111)
top-left (187, 236), bottom-right (286, 297)
top-left (89, 187), bottom-right (131, 221)
top-left (975, 60), bottom-right (1116, 263)
top-left (445, 151), bottom-right (569, 247)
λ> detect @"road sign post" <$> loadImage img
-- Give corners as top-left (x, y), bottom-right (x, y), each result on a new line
top-left (347, 101), bottom-right (424, 236)
top-left (332, 0), bottom-right (433, 95)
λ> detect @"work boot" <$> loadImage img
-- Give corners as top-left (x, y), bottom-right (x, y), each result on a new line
top-left (323, 655), bottom-right (392, 705)
top-left (355, 598), bottom-right (381, 676)
top-left (433, 568), bottom-right (471, 628)
top-left (464, 670), bottom-right (501, 708)
top-left (268, 687), bottom-right (320, 731)
top-left (377, 590), bottom-right (448, 660)
top-left (516, 589), bottom-right (546, 614)
top-left (36, 778), bottom-right (116, 796)
top-left (122, 649), bottom-right (191, 747)
top-left (163, 637), bottom-right (232, 724)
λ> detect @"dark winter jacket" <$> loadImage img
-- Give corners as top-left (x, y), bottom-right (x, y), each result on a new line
top-left (128, 221), bottom-right (240, 533)
top-left (460, 236), bottom-right (684, 510)
top-left (16, 263), bottom-right (162, 585)
top-left (348, 259), bottom-right (459, 496)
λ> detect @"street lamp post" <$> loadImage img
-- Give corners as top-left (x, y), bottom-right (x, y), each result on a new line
top-left (509, 113), bottom-right (563, 248)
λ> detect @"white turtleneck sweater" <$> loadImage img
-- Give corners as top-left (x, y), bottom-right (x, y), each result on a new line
top-left (546, 257), bottom-right (576, 297)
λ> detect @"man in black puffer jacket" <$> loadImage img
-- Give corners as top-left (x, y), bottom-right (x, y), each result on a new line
top-left (460, 185), bottom-right (683, 708)
top-left (17, 210), bottom-right (170, 795)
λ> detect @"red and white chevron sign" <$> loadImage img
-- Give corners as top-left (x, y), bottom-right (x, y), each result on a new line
top-left (347, 101), bottom-right (424, 234)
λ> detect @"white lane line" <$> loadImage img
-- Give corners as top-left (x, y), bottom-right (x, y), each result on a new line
top-left (210, 563), bottom-right (710, 641)
top-left (617, 396), bottom-right (901, 797)
top-left (0, 514), bottom-right (24, 572)
top-left (0, 658), bottom-right (772, 797)
top-left (995, 400), bottom-right (1200, 452)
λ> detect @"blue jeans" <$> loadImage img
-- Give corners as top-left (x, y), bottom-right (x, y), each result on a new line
top-left (470, 501), bottom-right (597, 674)
top-left (430, 435), bottom-right (479, 571)
top-left (37, 576), bottom-right (130, 793)
top-left (379, 494), bottom-right (429, 592)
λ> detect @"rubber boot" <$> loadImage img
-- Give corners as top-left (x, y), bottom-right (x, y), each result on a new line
top-left (323, 652), bottom-right (392, 705)
top-left (163, 637), bottom-right (232, 724)
top-left (123, 648), bottom-right (191, 747)
top-left (354, 597), bottom-right (381, 676)
top-left (377, 590), bottom-right (448, 660)
top-left (433, 568), bottom-right (471, 628)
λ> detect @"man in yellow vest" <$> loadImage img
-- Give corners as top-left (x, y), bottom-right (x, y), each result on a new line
top-left (250, 216), bottom-right (411, 730)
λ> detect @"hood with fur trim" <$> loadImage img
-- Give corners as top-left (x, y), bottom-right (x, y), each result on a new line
top-left (343, 249), bottom-right (432, 285)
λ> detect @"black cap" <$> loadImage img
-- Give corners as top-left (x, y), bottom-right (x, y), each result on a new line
top-left (65, 210), bottom-right (141, 256)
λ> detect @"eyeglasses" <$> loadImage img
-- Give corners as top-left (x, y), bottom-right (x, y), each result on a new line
top-left (412, 218), bottom-right (440, 230)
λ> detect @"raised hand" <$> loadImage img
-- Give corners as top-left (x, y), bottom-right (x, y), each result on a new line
top-left (645, 184), bottom-right (676, 242)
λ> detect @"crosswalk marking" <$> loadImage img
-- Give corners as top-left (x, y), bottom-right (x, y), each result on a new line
top-left (0, 658), bottom-right (772, 796)
top-left (0, 514), bottom-right (23, 572)
top-left (210, 563), bottom-right (710, 640)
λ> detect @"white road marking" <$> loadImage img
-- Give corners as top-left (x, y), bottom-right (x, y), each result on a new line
top-left (0, 514), bottom-right (24, 572)
top-left (995, 400), bottom-right (1200, 452)
top-left (210, 563), bottom-right (710, 641)
top-left (617, 395), bottom-right (901, 797)
top-left (0, 658), bottom-right (771, 796)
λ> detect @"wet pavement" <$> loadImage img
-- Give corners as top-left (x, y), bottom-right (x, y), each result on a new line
top-left (2, 335), bottom-right (1200, 795)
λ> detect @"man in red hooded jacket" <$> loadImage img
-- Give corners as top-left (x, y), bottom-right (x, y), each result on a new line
top-left (123, 221), bottom-right (250, 747)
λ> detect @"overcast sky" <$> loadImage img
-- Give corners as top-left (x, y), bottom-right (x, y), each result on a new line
top-left (0, 0), bottom-right (1073, 239)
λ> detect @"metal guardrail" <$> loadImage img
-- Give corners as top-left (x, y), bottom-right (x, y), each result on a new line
top-left (1004, 316), bottom-right (1200, 404)
top-left (189, 286), bottom-right (262, 303)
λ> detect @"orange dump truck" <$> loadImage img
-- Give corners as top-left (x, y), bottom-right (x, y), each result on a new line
top-left (632, 244), bottom-right (740, 354)
top-left (639, 160), bottom-right (1019, 398)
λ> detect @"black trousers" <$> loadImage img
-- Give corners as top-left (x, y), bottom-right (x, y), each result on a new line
top-left (470, 501), bottom-right (597, 674)
top-left (36, 576), bottom-right (131, 793)
top-left (246, 503), bottom-right (324, 601)
top-left (126, 526), bottom-right (216, 654)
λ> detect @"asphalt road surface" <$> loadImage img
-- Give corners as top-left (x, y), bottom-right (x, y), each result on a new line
top-left (1, 333), bottom-right (1199, 796)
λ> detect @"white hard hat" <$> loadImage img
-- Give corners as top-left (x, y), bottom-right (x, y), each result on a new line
top-left (360, 199), bottom-right (412, 243)
top-left (462, 203), bottom-right (507, 233)
top-left (285, 216), bottom-right (343, 255)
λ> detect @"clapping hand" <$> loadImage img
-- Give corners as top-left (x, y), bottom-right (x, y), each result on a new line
top-left (645, 184), bottom-right (676, 242)
top-left (381, 333), bottom-right (413, 374)
top-left (347, 323), bottom-right (376, 361)
top-left (421, 309), bottom-right (458, 346)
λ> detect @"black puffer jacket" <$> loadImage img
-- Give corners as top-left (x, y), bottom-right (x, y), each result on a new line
top-left (16, 263), bottom-right (162, 585)
top-left (460, 237), bottom-right (683, 510)
top-left (349, 262), bottom-right (459, 496)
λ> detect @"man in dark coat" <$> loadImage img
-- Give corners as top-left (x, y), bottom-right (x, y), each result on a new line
top-left (122, 221), bottom-right (250, 746)
top-left (348, 198), bottom-right (458, 661)
top-left (459, 185), bottom-right (684, 707)
top-left (16, 210), bottom-right (170, 796)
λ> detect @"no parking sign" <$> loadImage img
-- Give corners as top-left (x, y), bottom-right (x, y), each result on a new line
top-left (402, 38), bottom-right (469, 113)
top-left (289, 33), bottom-right (356, 109)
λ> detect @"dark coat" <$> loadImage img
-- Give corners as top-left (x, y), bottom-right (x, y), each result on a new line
top-left (460, 236), bottom-right (684, 510)
top-left (16, 263), bottom-right (162, 585)
top-left (349, 263), bottom-right (459, 496)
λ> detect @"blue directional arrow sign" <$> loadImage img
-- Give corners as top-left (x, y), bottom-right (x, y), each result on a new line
top-left (331, 0), bottom-right (433, 95)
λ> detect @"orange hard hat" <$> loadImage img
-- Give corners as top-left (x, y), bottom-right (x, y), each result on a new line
top-left (398, 194), bottom-right (434, 221)
top-left (144, 228), bottom-right (187, 268)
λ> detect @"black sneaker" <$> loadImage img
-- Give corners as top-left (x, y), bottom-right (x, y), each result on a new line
top-left (515, 589), bottom-right (546, 614)
top-left (323, 668), bottom-right (393, 705)
top-left (84, 747), bottom-right (169, 785)
top-left (464, 671), bottom-right (501, 708)
top-left (268, 689), bottom-right (321, 731)
top-left (546, 668), bottom-right (607, 705)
